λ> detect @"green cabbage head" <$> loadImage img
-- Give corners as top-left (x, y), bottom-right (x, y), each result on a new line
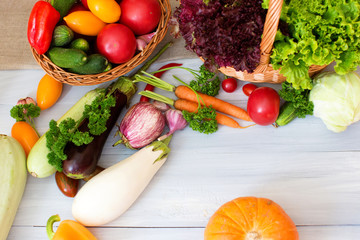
top-left (309, 71), bottom-right (360, 132)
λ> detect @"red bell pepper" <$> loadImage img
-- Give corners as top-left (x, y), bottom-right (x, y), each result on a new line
top-left (27, 1), bottom-right (60, 55)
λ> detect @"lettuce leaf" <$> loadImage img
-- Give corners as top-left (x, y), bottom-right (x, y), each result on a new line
top-left (271, 0), bottom-right (360, 89)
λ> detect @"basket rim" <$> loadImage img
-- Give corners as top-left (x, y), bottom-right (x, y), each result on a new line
top-left (30, 0), bottom-right (172, 86)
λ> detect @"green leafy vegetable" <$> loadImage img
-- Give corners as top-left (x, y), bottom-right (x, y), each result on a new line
top-left (279, 82), bottom-right (313, 118)
top-left (45, 91), bottom-right (116, 171)
top-left (275, 82), bottom-right (314, 126)
top-left (182, 106), bottom-right (218, 134)
top-left (10, 103), bottom-right (41, 123)
top-left (10, 102), bottom-right (41, 135)
top-left (271, 0), bottom-right (360, 89)
top-left (189, 64), bottom-right (220, 96)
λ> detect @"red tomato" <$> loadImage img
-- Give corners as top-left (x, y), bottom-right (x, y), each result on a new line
top-left (242, 83), bottom-right (258, 96)
top-left (247, 87), bottom-right (280, 126)
top-left (119, 0), bottom-right (161, 35)
top-left (97, 24), bottom-right (137, 64)
top-left (222, 78), bottom-right (238, 93)
top-left (81, 0), bottom-right (89, 9)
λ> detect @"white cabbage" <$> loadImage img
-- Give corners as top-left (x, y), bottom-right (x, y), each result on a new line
top-left (309, 71), bottom-right (360, 132)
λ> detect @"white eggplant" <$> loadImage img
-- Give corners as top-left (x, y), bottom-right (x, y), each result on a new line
top-left (0, 135), bottom-right (27, 240)
top-left (72, 136), bottom-right (172, 226)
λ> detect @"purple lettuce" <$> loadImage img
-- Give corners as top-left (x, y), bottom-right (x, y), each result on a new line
top-left (174, 0), bottom-right (267, 73)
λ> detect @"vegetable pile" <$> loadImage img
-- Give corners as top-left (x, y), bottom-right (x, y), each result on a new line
top-left (174, 0), bottom-right (267, 73)
top-left (27, 0), bottom-right (162, 74)
top-left (271, 0), bottom-right (360, 89)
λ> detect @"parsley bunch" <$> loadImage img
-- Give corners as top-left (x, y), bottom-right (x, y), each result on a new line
top-left (189, 64), bottom-right (220, 97)
top-left (182, 106), bottom-right (218, 134)
top-left (46, 91), bottom-right (116, 171)
top-left (10, 101), bottom-right (41, 134)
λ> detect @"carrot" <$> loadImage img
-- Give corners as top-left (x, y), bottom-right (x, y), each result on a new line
top-left (174, 99), bottom-right (249, 129)
top-left (11, 121), bottom-right (39, 156)
top-left (174, 85), bottom-right (252, 122)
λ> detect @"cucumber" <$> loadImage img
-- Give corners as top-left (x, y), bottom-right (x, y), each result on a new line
top-left (52, 25), bottom-right (74, 47)
top-left (27, 89), bottom-right (103, 178)
top-left (275, 102), bottom-right (297, 127)
top-left (50, 0), bottom-right (77, 19)
top-left (68, 54), bottom-right (108, 75)
top-left (0, 135), bottom-right (27, 240)
top-left (70, 38), bottom-right (90, 52)
top-left (48, 47), bottom-right (88, 68)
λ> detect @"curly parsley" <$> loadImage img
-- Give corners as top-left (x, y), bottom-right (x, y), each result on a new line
top-left (46, 91), bottom-right (116, 171)
top-left (189, 64), bottom-right (220, 97)
top-left (182, 106), bottom-right (218, 134)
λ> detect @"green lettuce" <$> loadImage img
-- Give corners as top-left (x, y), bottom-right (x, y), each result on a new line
top-left (270, 0), bottom-right (360, 89)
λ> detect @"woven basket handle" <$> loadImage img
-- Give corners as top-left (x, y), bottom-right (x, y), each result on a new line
top-left (254, 0), bottom-right (284, 73)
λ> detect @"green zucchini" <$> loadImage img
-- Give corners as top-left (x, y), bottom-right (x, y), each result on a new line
top-left (48, 47), bottom-right (88, 68)
top-left (68, 54), bottom-right (108, 75)
top-left (27, 89), bottom-right (103, 178)
top-left (52, 25), bottom-right (74, 47)
top-left (50, 0), bottom-right (77, 19)
top-left (0, 135), bottom-right (27, 240)
top-left (275, 102), bottom-right (297, 127)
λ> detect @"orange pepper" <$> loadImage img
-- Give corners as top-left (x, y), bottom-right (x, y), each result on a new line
top-left (63, 11), bottom-right (106, 36)
top-left (47, 215), bottom-right (97, 240)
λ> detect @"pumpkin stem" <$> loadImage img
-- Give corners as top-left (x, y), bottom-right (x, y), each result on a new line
top-left (245, 231), bottom-right (262, 240)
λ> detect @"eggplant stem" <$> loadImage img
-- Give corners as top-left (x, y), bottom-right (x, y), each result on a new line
top-left (46, 214), bottom-right (61, 240)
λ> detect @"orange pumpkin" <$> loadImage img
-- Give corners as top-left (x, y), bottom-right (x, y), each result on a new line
top-left (204, 197), bottom-right (299, 240)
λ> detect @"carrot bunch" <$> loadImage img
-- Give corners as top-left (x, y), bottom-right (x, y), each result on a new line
top-left (135, 71), bottom-right (254, 130)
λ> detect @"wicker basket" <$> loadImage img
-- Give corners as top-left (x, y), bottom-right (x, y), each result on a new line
top-left (217, 0), bottom-right (327, 84)
top-left (31, 0), bottom-right (171, 86)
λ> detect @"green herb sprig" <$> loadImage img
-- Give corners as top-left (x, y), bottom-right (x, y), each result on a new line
top-left (46, 90), bottom-right (116, 171)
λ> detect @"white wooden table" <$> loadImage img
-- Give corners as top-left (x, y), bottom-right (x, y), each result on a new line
top-left (2, 58), bottom-right (360, 239)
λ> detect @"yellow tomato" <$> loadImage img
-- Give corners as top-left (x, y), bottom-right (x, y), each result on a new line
top-left (37, 74), bottom-right (63, 110)
top-left (88, 0), bottom-right (121, 23)
top-left (63, 11), bottom-right (107, 36)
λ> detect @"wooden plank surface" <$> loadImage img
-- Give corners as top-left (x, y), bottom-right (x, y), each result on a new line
top-left (1, 59), bottom-right (360, 239)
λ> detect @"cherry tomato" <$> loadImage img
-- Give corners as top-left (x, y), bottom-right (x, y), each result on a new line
top-left (222, 78), bottom-right (238, 93)
top-left (55, 171), bottom-right (79, 198)
top-left (97, 23), bottom-right (137, 64)
top-left (87, 0), bottom-right (121, 23)
top-left (242, 83), bottom-right (258, 96)
top-left (119, 0), bottom-right (161, 35)
top-left (37, 74), bottom-right (63, 110)
top-left (247, 87), bottom-right (280, 126)
top-left (11, 121), bottom-right (39, 156)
